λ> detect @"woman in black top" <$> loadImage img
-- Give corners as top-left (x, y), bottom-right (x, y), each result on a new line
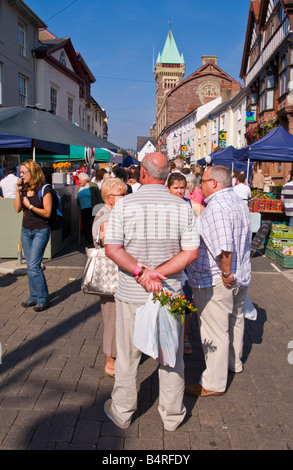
top-left (14, 160), bottom-right (52, 312)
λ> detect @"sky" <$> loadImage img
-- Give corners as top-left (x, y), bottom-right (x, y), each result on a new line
top-left (25, 0), bottom-right (251, 151)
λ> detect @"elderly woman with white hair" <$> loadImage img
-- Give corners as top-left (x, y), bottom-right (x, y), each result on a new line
top-left (185, 173), bottom-right (205, 216)
top-left (77, 172), bottom-right (103, 245)
top-left (92, 177), bottom-right (127, 377)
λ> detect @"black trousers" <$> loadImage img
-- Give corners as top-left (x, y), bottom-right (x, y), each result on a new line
top-left (81, 208), bottom-right (93, 243)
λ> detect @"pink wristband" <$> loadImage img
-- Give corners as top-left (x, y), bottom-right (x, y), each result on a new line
top-left (133, 263), bottom-right (142, 276)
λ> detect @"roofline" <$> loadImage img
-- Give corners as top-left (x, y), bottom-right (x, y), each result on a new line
top-left (8, 0), bottom-right (47, 29)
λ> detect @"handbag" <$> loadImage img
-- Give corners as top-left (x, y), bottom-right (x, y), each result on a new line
top-left (81, 244), bottom-right (119, 296)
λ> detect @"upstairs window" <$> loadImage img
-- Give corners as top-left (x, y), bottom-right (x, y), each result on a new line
top-left (50, 86), bottom-right (58, 114)
top-left (59, 51), bottom-right (66, 67)
top-left (260, 75), bottom-right (275, 112)
top-left (18, 74), bottom-right (27, 106)
top-left (68, 97), bottom-right (73, 122)
top-left (18, 22), bottom-right (26, 56)
top-left (0, 62), bottom-right (2, 105)
top-left (279, 54), bottom-right (288, 97)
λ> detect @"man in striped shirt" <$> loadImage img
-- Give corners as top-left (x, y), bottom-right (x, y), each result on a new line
top-left (281, 171), bottom-right (293, 227)
top-left (103, 152), bottom-right (200, 431)
top-left (185, 165), bottom-right (251, 397)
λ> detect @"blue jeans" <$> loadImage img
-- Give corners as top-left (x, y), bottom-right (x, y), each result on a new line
top-left (21, 227), bottom-right (51, 304)
top-left (289, 216), bottom-right (293, 228)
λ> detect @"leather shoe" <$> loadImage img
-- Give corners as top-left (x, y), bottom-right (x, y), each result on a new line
top-left (21, 300), bottom-right (37, 308)
top-left (185, 383), bottom-right (225, 397)
top-left (33, 303), bottom-right (50, 312)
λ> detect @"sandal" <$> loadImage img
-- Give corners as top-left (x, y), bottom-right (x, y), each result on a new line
top-left (184, 341), bottom-right (193, 355)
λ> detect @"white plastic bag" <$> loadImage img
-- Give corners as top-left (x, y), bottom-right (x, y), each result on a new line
top-left (133, 294), bottom-right (160, 360)
top-left (242, 293), bottom-right (257, 321)
top-left (157, 304), bottom-right (181, 368)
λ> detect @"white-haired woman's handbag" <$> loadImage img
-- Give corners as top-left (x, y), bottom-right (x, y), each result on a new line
top-left (81, 244), bottom-right (118, 296)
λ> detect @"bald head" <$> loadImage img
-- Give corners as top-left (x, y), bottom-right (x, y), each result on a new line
top-left (141, 152), bottom-right (170, 184)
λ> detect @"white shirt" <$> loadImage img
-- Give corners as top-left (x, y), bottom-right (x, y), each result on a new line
top-left (187, 188), bottom-right (251, 288)
top-left (0, 174), bottom-right (18, 198)
top-left (233, 183), bottom-right (251, 201)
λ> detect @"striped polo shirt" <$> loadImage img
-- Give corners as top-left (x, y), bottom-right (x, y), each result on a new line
top-left (281, 181), bottom-right (293, 217)
top-left (104, 184), bottom-right (200, 303)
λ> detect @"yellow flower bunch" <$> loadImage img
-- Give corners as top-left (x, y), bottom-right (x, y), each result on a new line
top-left (53, 162), bottom-right (71, 170)
top-left (153, 290), bottom-right (197, 324)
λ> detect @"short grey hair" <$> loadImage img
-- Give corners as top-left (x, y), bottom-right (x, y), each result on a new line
top-left (78, 172), bottom-right (90, 182)
top-left (174, 158), bottom-right (184, 170)
top-left (185, 173), bottom-right (199, 192)
top-left (209, 165), bottom-right (232, 188)
top-left (142, 155), bottom-right (170, 182)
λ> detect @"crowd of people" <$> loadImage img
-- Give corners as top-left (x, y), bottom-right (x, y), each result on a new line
top-left (3, 153), bottom-right (292, 432)
top-left (98, 154), bottom-right (252, 431)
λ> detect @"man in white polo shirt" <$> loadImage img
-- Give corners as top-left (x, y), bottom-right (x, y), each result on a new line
top-left (233, 172), bottom-right (251, 202)
top-left (0, 165), bottom-right (18, 198)
top-left (103, 152), bottom-right (200, 431)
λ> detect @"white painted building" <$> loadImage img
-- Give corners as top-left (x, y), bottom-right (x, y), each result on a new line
top-left (0, 0), bottom-right (46, 107)
top-left (166, 97), bottom-right (222, 163)
top-left (196, 89), bottom-right (247, 161)
top-left (0, 2), bottom-right (108, 141)
top-left (137, 137), bottom-right (156, 162)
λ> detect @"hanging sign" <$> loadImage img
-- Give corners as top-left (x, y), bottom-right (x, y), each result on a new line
top-left (218, 131), bottom-right (227, 148)
top-left (85, 147), bottom-right (95, 166)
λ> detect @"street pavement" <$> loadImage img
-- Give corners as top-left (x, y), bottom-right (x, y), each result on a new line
top-left (0, 241), bottom-right (292, 451)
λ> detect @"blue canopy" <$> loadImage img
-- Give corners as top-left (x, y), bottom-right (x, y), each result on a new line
top-left (197, 145), bottom-right (252, 174)
top-left (0, 132), bottom-right (70, 155)
top-left (234, 126), bottom-right (293, 162)
top-left (123, 155), bottom-right (140, 167)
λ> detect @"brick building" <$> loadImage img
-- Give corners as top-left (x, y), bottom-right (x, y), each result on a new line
top-left (241, 0), bottom-right (293, 183)
top-left (154, 28), bottom-right (242, 152)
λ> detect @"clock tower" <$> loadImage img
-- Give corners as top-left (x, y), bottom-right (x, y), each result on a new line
top-left (154, 26), bottom-right (185, 142)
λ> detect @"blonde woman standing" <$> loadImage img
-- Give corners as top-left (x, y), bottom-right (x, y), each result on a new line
top-left (14, 160), bottom-right (52, 312)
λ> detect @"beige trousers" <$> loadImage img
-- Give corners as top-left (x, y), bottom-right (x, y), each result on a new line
top-left (109, 298), bottom-right (186, 431)
top-left (192, 279), bottom-right (247, 392)
top-left (100, 296), bottom-right (117, 358)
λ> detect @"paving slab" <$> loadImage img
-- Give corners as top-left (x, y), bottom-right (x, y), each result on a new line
top-left (0, 245), bottom-right (292, 451)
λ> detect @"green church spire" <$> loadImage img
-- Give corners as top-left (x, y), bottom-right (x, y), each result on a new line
top-left (156, 26), bottom-right (185, 65)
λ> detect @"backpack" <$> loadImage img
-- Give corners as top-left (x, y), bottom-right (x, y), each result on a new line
top-left (38, 184), bottom-right (63, 231)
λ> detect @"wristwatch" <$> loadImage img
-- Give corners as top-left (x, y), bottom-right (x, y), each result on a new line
top-left (29, 204), bottom-right (34, 211)
top-left (222, 271), bottom-right (232, 278)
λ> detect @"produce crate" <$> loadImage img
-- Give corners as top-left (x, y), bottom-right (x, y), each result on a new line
top-left (270, 227), bottom-right (293, 239)
top-left (249, 198), bottom-right (283, 213)
top-left (267, 237), bottom-right (293, 248)
top-left (265, 244), bottom-right (275, 260)
top-left (265, 245), bottom-right (282, 260)
top-left (275, 251), bottom-right (293, 268)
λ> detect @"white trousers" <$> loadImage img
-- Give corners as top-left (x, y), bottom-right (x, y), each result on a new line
top-left (110, 299), bottom-right (186, 431)
top-left (192, 279), bottom-right (247, 392)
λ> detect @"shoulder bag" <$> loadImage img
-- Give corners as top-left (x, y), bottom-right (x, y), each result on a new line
top-left (81, 242), bottom-right (119, 296)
